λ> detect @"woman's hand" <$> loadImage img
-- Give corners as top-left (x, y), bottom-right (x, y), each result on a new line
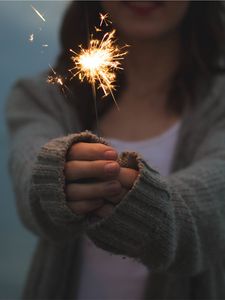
top-left (64, 142), bottom-right (122, 215)
top-left (94, 166), bottom-right (139, 218)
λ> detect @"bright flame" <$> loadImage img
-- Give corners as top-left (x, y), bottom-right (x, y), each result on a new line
top-left (70, 29), bottom-right (128, 109)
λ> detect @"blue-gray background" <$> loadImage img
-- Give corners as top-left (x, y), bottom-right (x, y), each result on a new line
top-left (0, 1), bottom-right (69, 298)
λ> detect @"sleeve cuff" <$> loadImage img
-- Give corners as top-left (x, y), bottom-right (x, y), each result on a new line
top-left (30, 131), bottom-right (108, 240)
top-left (86, 152), bottom-right (176, 270)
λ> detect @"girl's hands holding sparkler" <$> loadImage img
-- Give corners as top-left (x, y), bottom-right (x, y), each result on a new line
top-left (64, 142), bottom-right (138, 217)
top-left (65, 142), bottom-right (122, 215)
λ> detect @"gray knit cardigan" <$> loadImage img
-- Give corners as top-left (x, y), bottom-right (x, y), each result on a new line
top-left (6, 74), bottom-right (225, 300)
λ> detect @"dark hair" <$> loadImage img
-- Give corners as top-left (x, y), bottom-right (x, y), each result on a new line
top-left (56, 1), bottom-right (225, 130)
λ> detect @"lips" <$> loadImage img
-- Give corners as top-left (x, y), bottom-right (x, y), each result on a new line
top-left (122, 1), bottom-right (163, 16)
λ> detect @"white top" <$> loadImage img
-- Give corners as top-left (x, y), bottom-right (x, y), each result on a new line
top-left (77, 121), bottom-right (181, 300)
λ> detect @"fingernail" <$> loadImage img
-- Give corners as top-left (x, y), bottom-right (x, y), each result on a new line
top-left (106, 181), bottom-right (121, 196)
top-left (104, 150), bottom-right (118, 160)
top-left (104, 162), bottom-right (119, 175)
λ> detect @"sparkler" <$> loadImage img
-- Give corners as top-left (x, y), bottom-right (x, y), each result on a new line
top-left (47, 12), bottom-right (128, 116)
top-left (28, 6), bottom-right (128, 131)
top-left (69, 17), bottom-right (128, 110)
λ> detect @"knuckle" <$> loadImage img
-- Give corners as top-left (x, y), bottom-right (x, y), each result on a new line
top-left (93, 160), bottom-right (105, 175)
top-left (95, 143), bottom-right (111, 155)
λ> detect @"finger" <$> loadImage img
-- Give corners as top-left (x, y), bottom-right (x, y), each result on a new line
top-left (68, 199), bottom-right (104, 215)
top-left (118, 168), bottom-right (139, 189)
top-left (66, 181), bottom-right (122, 202)
top-left (106, 188), bottom-right (128, 204)
top-left (65, 160), bottom-right (120, 181)
top-left (67, 142), bottom-right (118, 161)
top-left (94, 203), bottom-right (114, 218)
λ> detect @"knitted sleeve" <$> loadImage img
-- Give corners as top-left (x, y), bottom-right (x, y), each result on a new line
top-left (5, 78), bottom-right (93, 242)
top-left (86, 113), bottom-right (225, 276)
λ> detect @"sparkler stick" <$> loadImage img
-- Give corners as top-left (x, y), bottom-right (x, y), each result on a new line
top-left (46, 12), bottom-right (128, 132)
top-left (68, 13), bottom-right (128, 133)
top-left (28, 3), bottom-right (128, 135)
top-left (84, 5), bottom-right (100, 133)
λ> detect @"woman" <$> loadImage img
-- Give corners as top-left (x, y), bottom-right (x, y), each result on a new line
top-left (6, 1), bottom-right (225, 299)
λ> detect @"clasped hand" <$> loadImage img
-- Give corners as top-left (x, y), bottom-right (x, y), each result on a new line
top-left (64, 142), bottom-right (138, 218)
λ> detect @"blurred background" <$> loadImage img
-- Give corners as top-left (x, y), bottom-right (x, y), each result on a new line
top-left (0, 1), bottom-right (68, 298)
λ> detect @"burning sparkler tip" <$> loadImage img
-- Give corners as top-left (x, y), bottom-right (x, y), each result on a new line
top-left (69, 22), bottom-right (128, 109)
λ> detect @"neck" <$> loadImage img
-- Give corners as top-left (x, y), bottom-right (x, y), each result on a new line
top-left (123, 32), bottom-right (181, 99)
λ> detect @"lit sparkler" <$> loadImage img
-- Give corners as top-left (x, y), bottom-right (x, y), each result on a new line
top-left (69, 24), bottom-right (128, 110)
top-left (31, 5), bottom-right (46, 22)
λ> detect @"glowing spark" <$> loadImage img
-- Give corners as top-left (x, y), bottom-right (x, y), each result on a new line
top-left (47, 65), bottom-right (70, 95)
top-left (95, 26), bottom-right (102, 32)
top-left (47, 65), bottom-right (64, 86)
top-left (31, 5), bottom-right (46, 22)
top-left (100, 13), bottom-right (112, 27)
top-left (29, 33), bottom-right (34, 42)
top-left (69, 29), bottom-right (128, 109)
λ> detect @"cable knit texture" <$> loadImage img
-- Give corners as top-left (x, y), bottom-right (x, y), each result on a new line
top-left (6, 74), bottom-right (225, 299)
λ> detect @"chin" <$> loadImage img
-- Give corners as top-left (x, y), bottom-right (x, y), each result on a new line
top-left (117, 24), bottom-right (174, 43)
top-left (101, 1), bottom-right (190, 42)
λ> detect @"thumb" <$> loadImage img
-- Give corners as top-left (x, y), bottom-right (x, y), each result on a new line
top-left (118, 167), bottom-right (139, 189)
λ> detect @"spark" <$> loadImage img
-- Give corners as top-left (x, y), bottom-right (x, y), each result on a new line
top-left (47, 64), bottom-right (68, 94)
top-left (47, 65), bottom-right (64, 86)
top-left (42, 44), bottom-right (48, 47)
top-left (47, 75), bottom-right (64, 86)
top-left (29, 33), bottom-right (34, 42)
top-left (100, 13), bottom-right (112, 27)
top-left (31, 5), bottom-right (46, 22)
top-left (95, 26), bottom-right (102, 32)
top-left (69, 29), bottom-right (128, 110)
